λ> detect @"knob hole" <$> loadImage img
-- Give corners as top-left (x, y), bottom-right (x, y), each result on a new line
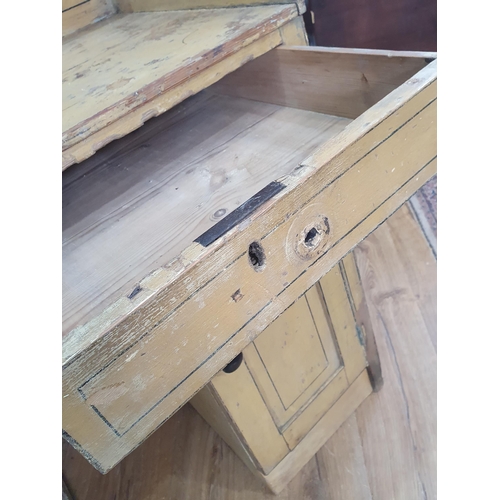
top-left (223, 352), bottom-right (243, 373)
top-left (304, 227), bottom-right (319, 247)
top-left (248, 241), bottom-right (266, 271)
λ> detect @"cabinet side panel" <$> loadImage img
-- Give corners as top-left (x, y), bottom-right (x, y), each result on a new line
top-left (189, 385), bottom-right (259, 473)
top-left (209, 363), bottom-right (290, 475)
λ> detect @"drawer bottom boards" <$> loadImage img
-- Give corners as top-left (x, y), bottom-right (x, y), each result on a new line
top-left (190, 253), bottom-right (379, 494)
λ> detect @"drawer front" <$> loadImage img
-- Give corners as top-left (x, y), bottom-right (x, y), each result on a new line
top-left (192, 257), bottom-right (368, 474)
top-left (63, 46), bottom-right (436, 473)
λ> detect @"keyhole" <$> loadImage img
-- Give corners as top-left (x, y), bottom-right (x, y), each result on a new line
top-left (248, 241), bottom-right (266, 271)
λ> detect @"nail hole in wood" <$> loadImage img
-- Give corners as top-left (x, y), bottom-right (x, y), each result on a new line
top-left (248, 241), bottom-right (266, 271)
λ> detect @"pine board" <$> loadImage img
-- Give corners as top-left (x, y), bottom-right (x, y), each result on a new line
top-left (62, 4), bottom-right (298, 164)
top-left (63, 92), bottom-right (350, 336)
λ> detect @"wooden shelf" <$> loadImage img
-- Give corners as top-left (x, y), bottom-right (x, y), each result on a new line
top-left (62, 90), bottom-right (350, 341)
top-left (62, 4), bottom-right (299, 169)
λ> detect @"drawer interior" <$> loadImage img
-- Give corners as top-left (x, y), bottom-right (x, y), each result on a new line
top-left (62, 46), bottom-right (434, 341)
top-left (62, 91), bottom-right (349, 335)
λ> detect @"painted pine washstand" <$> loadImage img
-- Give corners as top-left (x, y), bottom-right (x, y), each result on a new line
top-left (62, 0), bottom-right (436, 493)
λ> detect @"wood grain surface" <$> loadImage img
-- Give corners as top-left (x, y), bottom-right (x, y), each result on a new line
top-left (354, 203), bottom-right (437, 499)
top-left (63, 93), bottom-right (350, 337)
top-left (63, 0), bottom-right (117, 37)
top-left (62, 27), bottom-right (284, 169)
top-left (212, 45), bottom-right (435, 118)
top-left (62, 5), bottom-right (297, 158)
top-left (277, 16), bottom-right (308, 46)
top-left (249, 288), bottom-right (342, 416)
top-left (62, 57), bottom-right (436, 472)
top-left (117, 0), bottom-right (306, 13)
top-left (62, 202), bottom-right (437, 499)
top-left (190, 264), bottom-right (369, 491)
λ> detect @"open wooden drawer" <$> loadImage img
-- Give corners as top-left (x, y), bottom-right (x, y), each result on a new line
top-left (62, 45), bottom-right (437, 473)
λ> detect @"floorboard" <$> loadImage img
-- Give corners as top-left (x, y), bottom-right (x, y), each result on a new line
top-left (62, 202), bottom-right (437, 500)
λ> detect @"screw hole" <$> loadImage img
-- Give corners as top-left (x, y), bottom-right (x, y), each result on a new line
top-left (304, 227), bottom-right (319, 246)
top-left (248, 241), bottom-right (266, 271)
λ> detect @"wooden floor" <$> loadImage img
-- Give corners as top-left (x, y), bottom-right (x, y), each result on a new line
top-left (62, 202), bottom-right (437, 500)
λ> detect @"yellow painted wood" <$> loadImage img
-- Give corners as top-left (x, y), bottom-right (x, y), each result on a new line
top-left (243, 284), bottom-right (343, 428)
top-left (252, 294), bottom-right (336, 410)
top-left (319, 264), bottom-right (367, 384)
top-left (188, 384), bottom-right (258, 474)
top-left (62, 0), bottom-right (116, 36)
top-left (117, 0), bottom-right (306, 13)
top-left (62, 203), bottom-right (436, 498)
top-left (62, 54), bottom-right (436, 472)
top-left (191, 363), bottom-right (290, 475)
top-left (261, 370), bottom-right (372, 494)
top-left (278, 16), bottom-right (308, 45)
top-left (281, 368), bottom-right (348, 449)
top-left (62, 5), bottom-right (297, 161)
top-left (62, 28), bottom-right (284, 168)
top-left (63, 150), bottom-right (436, 473)
top-left (208, 362), bottom-right (289, 475)
top-left (341, 251), bottom-right (363, 311)
top-left (190, 265), bottom-right (371, 489)
top-left (63, 57), bottom-right (436, 357)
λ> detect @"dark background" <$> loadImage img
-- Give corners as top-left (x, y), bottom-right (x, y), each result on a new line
top-left (304, 0), bottom-right (437, 51)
